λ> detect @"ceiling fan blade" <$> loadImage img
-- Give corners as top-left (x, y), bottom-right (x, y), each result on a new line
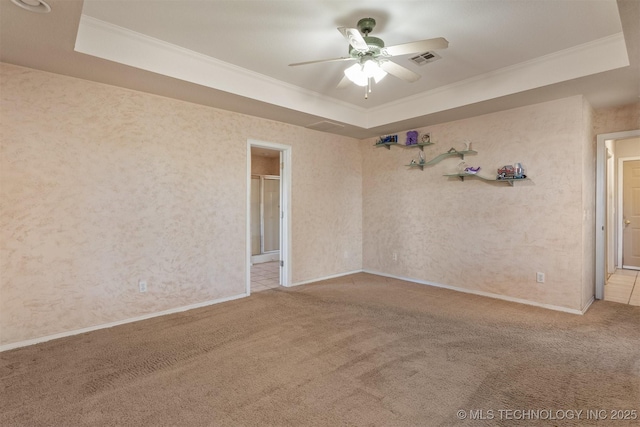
top-left (337, 27), bottom-right (369, 52)
top-left (336, 75), bottom-right (351, 89)
top-left (289, 57), bottom-right (355, 67)
top-left (379, 61), bottom-right (421, 82)
top-left (384, 37), bottom-right (449, 56)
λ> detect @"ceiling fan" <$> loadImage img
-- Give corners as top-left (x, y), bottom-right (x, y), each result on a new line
top-left (289, 17), bottom-right (448, 98)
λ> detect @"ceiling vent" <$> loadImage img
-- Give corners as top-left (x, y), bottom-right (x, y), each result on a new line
top-left (409, 51), bottom-right (441, 66)
top-left (306, 121), bottom-right (345, 132)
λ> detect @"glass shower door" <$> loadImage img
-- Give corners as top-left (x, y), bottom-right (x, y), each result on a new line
top-left (250, 177), bottom-right (261, 256)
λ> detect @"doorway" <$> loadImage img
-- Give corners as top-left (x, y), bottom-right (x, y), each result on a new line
top-left (596, 131), bottom-right (640, 301)
top-left (246, 140), bottom-right (291, 295)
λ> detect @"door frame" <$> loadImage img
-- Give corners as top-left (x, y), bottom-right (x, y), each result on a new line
top-left (618, 156), bottom-right (640, 269)
top-left (596, 130), bottom-right (640, 299)
top-left (246, 139), bottom-right (292, 294)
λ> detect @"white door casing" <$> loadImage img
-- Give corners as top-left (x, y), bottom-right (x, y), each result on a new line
top-left (246, 140), bottom-right (292, 294)
top-left (596, 130), bottom-right (640, 300)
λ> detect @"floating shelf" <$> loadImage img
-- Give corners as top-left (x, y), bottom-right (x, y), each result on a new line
top-left (374, 142), bottom-right (397, 150)
top-left (399, 142), bottom-right (434, 151)
top-left (406, 163), bottom-right (427, 170)
top-left (404, 148), bottom-right (477, 170)
top-left (444, 173), bottom-right (529, 186)
top-left (375, 142), bottom-right (435, 151)
top-left (424, 149), bottom-right (477, 166)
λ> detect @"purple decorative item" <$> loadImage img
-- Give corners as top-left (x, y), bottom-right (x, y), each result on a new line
top-left (406, 131), bottom-right (418, 145)
top-left (464, 166), bottom-right (481, 174)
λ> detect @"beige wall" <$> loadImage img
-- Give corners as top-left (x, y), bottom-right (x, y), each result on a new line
top-left (594, 102), bottom-right (640, 136)
top-left (2, 61), bottom-right (638, 347)
top-left (251, 153), bottom-right (279, 176)
top-left (0, 63), bottom-right (362, 346)
top-left (362, 96), bottom-right (590, 311)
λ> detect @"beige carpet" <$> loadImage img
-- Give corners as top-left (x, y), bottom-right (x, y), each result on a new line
top-left (1, 273), bottom-right (639, 426)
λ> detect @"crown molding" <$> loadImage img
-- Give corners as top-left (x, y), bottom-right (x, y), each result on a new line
top-left (367, 33), bottom-right (630, 128)
top-left (75, 15), bottom-right (629, 131)
top-left (75, 15), bottom-right (368, 127)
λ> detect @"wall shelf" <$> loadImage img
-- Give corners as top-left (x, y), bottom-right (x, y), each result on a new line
top-left (424, 148), bottom-right (477, 166)
top-left (375, 142), bottom-right (435, 151)
top-left (406, 163), bottom-right (427, 170)
top-left (444, 173), bottom-right (529, 186)
top-left (374, 142), bottom-right (397, 150)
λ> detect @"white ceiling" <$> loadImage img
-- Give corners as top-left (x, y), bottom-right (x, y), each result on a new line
top-left (1, 0), bottom-right (639, 138)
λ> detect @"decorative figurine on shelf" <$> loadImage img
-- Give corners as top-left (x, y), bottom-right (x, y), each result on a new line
top-left (419, 151), bottom-right (425, 164)
top-left (376, 134), bottom-right (399, 145)
top-left (406, 130), bottom-right (418, 146)
top-left (497, 164), bottom-right (526, 180)
top-left (465, 166), bottom-right (481, 174)
top-left (497, 165), bottom-right (515, 180)
top-left (459, 161), bottom-right (480, 174)
top-left (463, 140), bottom-right (472, 151)
top-left (421, 133), bottom-right (431, 144)
top-left (514, 162), bottom-right (525, 179)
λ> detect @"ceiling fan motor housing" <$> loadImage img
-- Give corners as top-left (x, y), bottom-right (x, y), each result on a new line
top-left (357, 17), bottom-right (376, 35)
top-left (348, 36), bottom-right (385, 56)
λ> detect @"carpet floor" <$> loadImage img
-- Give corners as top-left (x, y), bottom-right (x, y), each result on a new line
top-left (1, 273), bottom-right (639, 426)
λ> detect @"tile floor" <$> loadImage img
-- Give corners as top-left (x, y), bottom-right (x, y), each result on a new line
top-left (250, 261), bottom-right (280, 293)
top-left (605, 268), bottom-right (640, 306)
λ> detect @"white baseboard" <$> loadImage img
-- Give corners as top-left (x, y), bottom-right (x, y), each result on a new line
top-left (0, 292), bottom-right (248, 353)
top-left (363, 269), bottom-right (587, 315)
top-left (251, 252), bottom-right (279, 264)
top-left (289, 269), bottom-right (363, 287)
top-left (2, 270), bottom-right (594, 352)
top-left (581, 296), bottom-right (595, 314)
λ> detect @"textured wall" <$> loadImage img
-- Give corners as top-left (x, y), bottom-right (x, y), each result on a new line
top-left (0, 63), bottom-right (362, 346)
top-left (250, 153), bottom-right (279, 176)
top-left (362, 97), bottom-right (588, 311)
top-left (3, 60), bottom-right (636, 346)
top-left (594, 102), bottom-right (640, 135)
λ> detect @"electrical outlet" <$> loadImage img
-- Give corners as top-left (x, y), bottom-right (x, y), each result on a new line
top-left (536, 272), bottom-right (545, 283)
top-left (139, 280), bottom-right (147, 293)
top-left (392, 252), bottom-right (398, 262)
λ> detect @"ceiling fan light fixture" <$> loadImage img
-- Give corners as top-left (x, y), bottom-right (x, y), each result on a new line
top-left (344, 63), bottom-right (369, 86)
top-left (363, 60), bottom-right (387, 83)
top-left (344, 61), bottom-right (387, 87)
